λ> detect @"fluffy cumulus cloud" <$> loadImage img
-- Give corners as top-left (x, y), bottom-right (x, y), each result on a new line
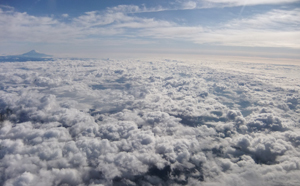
top-left (0, 58), bottom-right (300, 185)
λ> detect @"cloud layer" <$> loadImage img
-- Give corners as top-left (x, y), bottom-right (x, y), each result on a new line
top-left (0, 58), bottom-right (300, 185)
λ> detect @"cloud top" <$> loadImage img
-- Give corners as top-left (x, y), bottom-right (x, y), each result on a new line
top-left (0, 58), bottom-right (300, 185)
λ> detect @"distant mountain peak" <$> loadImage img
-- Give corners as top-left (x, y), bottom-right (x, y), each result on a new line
top-left (0, 50), bottom-right (53, 62)
top-left (21, 50), bottom-right (51, 58)
top-left (27, 50), bottom-right (38, 53)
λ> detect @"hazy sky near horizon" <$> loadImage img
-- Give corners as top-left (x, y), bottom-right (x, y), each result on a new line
top-left (0, 0), bottom-right (299, 59)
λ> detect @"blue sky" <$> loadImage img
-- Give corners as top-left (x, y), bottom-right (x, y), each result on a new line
top-left (0, 0), bottom-right (299, 59)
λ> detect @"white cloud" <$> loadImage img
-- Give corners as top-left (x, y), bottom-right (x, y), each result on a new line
top-left (182, 1), bottom-right (198, 9)
top-left (202, 0), bottom-right (300, 6)
top-left (140, 8), bottom-right (300, 48)
top-left (0, 58), bottom-right (300, 185)
top-left (0, 6), bottom-right (174, 45)
top-left (107, 4), bottom-right (167, 13)
top-left (194, 30), bottom-right (300, 48)
top-left (61, 13), bottom-right (69, 18)
top-left (0, 5), bottom-right (14, 11)
top-left (176, 0), bottom-right (300, 8)
top-left (224, 8), bottom-right (300, 30)
top-left (0, 4), bottom-right (300, 53)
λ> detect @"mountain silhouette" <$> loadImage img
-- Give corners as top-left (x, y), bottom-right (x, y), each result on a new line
top-left (21, 50), bottom-right (52, 58)
top-left (0, 50), bottom-right (53, 62)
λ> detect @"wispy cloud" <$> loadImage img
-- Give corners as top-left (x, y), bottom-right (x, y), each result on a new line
top-left (0, 4), bottom-right (14, 11)
top-left (134, 8), bottom-right (300, 48)
top-left (106, 4), bottom-right (168, 13)
top-left (224, 8), bottom-right (300, 30)
top-left (0, 4), bottom-right (299, 49)
top-left (203, 0), bottom-right (300, 6)
top-left (141, 8), bottom-right (300, 48)
top-left (176, 0), bottom-right (300, 9)
top-left (61, 13), bottom-right (69, 18)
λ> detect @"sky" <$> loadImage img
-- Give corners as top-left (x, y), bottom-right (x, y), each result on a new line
top-left (0, 0), bottom-right (300, 59)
